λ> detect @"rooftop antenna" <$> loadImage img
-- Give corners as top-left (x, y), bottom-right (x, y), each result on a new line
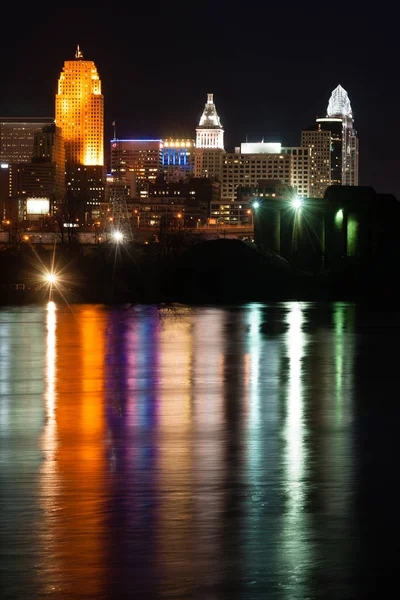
top-left (75, 45), bottom-right (83, 59)
top-left (112, 120), bottom-right (116, 140)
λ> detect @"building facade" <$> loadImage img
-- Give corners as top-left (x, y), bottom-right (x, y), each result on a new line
top-left (32, 123), bottom-right (66, 204)
top-left (110, 139), bottom-right (163, 198)
top-left (162, 138), bottom-right (195, 181)
top-left (55, 46), bottom-right (105, 212)
top-left (194, 93), bottom-right (225, 180)
top-left (0, 117), bottom-right (54, 164)
top-left (302, 84), bottom-right (359, 198)
top-left (1, 122), bottom-right (65, 223)
top-left (221, 143), bottom-right (311, 201)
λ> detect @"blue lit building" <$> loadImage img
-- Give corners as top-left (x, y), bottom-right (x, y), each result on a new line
top-left (162, 138), bottom-right (195, 182)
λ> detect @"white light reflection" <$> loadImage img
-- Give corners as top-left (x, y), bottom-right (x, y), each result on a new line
top-left (41, 302), bottom-right (59, 497)
top-left (192, 308), bottom-right (225, 590)
top-left (157, 310), bottom-right (194, 593)
top-left (0, 322), bottom-right (10, 435)
top-left (285, 303), bottom-right (306, 491)
top-left (38, 301), bottom-right (61, 592)
top-left (247, 304), bottom-right (261, 427)
top-left (282, 301), bottom-right (310, 595)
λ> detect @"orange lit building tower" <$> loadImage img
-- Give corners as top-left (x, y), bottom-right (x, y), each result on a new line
top-left (55, 46), bottom-right (105, 219)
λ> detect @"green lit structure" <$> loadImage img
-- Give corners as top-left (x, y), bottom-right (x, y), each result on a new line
top-left (241, 182), bottom-right (399, 271)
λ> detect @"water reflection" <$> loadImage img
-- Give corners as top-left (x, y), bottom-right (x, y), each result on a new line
top-left (38, 306), bottom-right (107, 597)
top-left (0, 308), bottom-right (46, 597)
top-left (281, 301), bottom-right (311, 597)
top-left (38, 302), bottom-right (59, 593)
top-left (1, 302), bottom-right (395, 599)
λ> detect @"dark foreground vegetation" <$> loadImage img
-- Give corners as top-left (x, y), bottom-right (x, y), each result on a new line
top-left (0, 236), bottom-right (398, 306)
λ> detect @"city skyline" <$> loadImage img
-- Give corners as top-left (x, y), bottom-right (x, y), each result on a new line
top-left (1, 3), bottom-right (399, 198)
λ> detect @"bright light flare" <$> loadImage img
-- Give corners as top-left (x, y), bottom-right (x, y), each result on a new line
top-left (292, 197), bottom-right (303, 210)
top-left (253, 201), bottom-right (260, 209)
top-left (112, 231), bottom-right (124, 243)
top-left (44, 273), bottom-right (58, 285)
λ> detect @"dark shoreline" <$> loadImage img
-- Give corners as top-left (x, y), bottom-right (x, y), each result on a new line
top-left (1, 238), bottom-right (398, 307)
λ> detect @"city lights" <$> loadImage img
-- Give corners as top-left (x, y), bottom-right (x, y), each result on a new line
top-left (252, 201), bottom-right (260, 209)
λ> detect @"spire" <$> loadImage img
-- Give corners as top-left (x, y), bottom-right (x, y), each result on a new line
top-left (198, 93), bottom-right (222, 128)
top-left (327, 84), bottom-right (352, 117)
top-left (75, 45), bottom-right (83, 60)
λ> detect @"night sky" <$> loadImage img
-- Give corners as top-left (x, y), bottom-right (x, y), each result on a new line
top-left (1, 3), bottom-right (399, 198)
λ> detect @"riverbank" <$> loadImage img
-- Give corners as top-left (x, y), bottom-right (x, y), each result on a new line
top-left (1, 238), bottom-right (398, 306)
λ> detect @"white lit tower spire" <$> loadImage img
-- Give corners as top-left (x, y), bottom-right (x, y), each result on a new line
top-left (196, 93), bottom-right (224, 149)
top-left (325, 84), bottom-right (359, 187)
top-left (194, 93), bottom-right (225, 180)
top-left (327, 84), bottom-right (353, 117)
top-left (302, 84), bottom-right (359, 196)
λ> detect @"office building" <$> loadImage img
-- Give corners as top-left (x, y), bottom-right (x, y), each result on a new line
top-left (110, 139), bottom-right (163, 198)
top-left (1, 123), bottom-right (65, 222)
top-left (55, 46), bottom-right (105, 213)
top-left (302, 84), bottom-right (359, 197)
top-left (0, 117), bottom-right (54, 164)
top-left (221, 142), bottom-right (311, 201)
top-left (194, 94), bottom-right (225, 180)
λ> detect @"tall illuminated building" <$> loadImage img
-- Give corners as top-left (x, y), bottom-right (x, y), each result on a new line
top-left (194, 93), bottom-right (225, 181)
top-left (55, 46), bottom-right (105, 217)
top-left (302, 84), bottom-right (359, 197)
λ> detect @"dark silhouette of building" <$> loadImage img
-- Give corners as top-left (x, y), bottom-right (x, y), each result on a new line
top-left (251, 183), bottom-right (400, 271)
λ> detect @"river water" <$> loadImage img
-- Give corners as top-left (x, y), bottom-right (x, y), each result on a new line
top-left (0, 302), bottom-right (399, 599)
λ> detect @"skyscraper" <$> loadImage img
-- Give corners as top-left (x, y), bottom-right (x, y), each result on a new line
top-left (302, 84), bottom-right (359, 197)
top-left (194, 93), bottom-right (225, 181)
top-left (55, 46), bottom-right (105, 214)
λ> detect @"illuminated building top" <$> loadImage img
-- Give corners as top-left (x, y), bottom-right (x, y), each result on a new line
top-left (327, 84), bottom-right (352, 118)
top-left (55, 46), bottom-right (104, 166)
top-left (196, 93), bottom-right (224, 149)
top-left (163, 138), bottom-right (193, 148)
top-left (241, 142), bottom-right (282, 154)
top-left (198, 93), bottom-right (222, 128)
